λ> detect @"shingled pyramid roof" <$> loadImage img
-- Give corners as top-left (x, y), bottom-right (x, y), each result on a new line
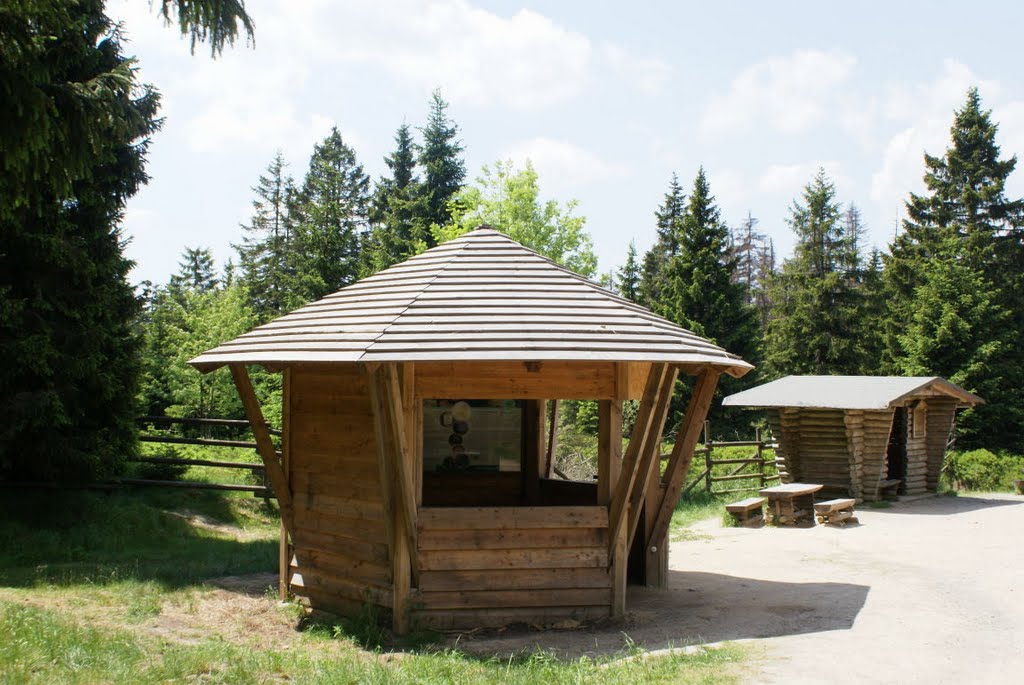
top-left (189, 227), bottom-right (753, 376)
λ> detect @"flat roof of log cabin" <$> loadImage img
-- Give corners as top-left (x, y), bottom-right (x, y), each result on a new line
top-left (722, 375), bottom-right (983, 410)
top-left (188, 226), bottom-right (753, 375)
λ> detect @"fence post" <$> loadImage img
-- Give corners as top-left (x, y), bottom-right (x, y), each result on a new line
top-left (756, 427), bottom-right (765, 488)
top-left (703, 420), bottom-right (713, 494)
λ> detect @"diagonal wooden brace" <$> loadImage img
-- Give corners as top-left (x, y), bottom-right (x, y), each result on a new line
top-left (648, 369), bottom-right (720, 547)
top-left (230, 364), bottom-right (294, 533)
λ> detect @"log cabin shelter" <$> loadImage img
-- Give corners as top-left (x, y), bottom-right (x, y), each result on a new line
top-left (189, 226), bottom-right (752, 633)
top-left (722, 376), bottom-right (983, 501)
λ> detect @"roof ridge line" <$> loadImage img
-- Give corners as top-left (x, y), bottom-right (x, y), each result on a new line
top-left (357, 240), bottom-right (472, 361)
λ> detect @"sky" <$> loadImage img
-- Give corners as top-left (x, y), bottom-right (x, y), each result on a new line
top-left (107, 0), bottom-right (1024, 287)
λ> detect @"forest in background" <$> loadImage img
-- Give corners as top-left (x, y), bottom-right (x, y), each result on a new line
top-left (3, 2), bottom-right (1022, 483)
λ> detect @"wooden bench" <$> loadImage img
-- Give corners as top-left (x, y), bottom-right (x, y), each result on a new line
top-left (725, 497), bottom-right (766, 527)
top-left (814, 498), bottom-right (858, 526)
top-left (878, 479), bottom-right (901, 500)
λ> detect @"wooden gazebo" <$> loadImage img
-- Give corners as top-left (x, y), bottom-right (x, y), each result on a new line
top-left (723, 376), bottom-right (982, 501)
top-left (190, 227), bottom-right (751, 632)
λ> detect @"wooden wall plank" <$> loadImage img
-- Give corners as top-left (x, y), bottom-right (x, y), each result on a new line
top-left (419, 527), bottom-right (607, 551)
top-left (418, 506), bottom-right (607, 530)
top-left (418, 567), bottom-right (610, 592)
top-left (414, 361), bottom-right (616, 399)
top-left (418, 588), bottom-right (610, 610)
top-left (418, 548), bottom-right (608, 571)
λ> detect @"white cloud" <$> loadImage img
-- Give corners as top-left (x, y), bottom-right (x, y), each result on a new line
top-left (309, 1), bottom-right (593, 111)
top-left (603, 43), bottom-right (672, 95)
top-left (759, 160), bottom-right (846, 195)
top-left (869, 60), bottom-right (1010, 226)
top-left (502, 137), bottom-right (628, 190)
top-left (701, 50), bottom-right (857, 136)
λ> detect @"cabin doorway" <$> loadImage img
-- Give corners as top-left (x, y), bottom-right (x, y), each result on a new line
top-left (887, 408), bottom-right (908, 495)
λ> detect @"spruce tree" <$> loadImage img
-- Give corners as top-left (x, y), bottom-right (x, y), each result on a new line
top-left (638, 174), bottom-right (686, 311)
top-left (292, 127), bottom-right (370, 301)
top-left (236, 152), bottom-right (301, 320)
top-left (884, 88), bottom-right (1024, 449)
top-left (169, 247), bottom-right (219, 297)
top-left (417, 90), bottom-right (466, 246)
top-left (0, 3), bottom-right (160, 481)
top-left (765, 170), bottom-right (864, 376)
top-left (660, 169), bottom-right (760, 437)
top-left (617, 241), bottom-right (641, 302)
top-left (367, 123), bottom-right (423, 271)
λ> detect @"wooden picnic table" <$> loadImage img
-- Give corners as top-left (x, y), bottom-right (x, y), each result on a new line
top-left (759, 482), bottom-right (823, 526)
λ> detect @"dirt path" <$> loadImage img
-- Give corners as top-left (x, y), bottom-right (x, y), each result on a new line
top-left (454, 494), bottom-right (1024, 684)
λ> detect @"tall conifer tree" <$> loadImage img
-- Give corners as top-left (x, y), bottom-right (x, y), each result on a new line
top-left (885, 88), bottom-right (1024, 448)
top-left (236, 152), bottom-right (300, 320)
top-left (660, 169), bottom-right (760, 437)
top-left (765, 170), bottom-right (864, 376)
top-left (0, 3), bottom-right (159, 481)
top-left (418, 90), bottom-right (466, 245)
top-left (368, 123), bottom-right (423, 271)
top-left (292, 127), bottom-right (370, 301)
top-left (638, 174), bottom-right (686, 311)
top-left (617, 241), bottom-right (641, 302)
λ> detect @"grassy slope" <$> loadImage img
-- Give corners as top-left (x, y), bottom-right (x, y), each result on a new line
top-left (0, 487), bottom-right (745, 685)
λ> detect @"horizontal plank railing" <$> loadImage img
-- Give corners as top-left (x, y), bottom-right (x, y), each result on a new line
top-left (131, 415), bottom-right (277, 498)
top-left (677, 424), bottom-right (781, 497)
top-left (139, 415), bottom-right (282, 436)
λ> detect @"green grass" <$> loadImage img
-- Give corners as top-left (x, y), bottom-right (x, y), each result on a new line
top-left (0, 487), bottom-right (746, 684)
top-left (0, 488), bottom-right (278, 587)
top-left (0, 601), bottom-right (744, 684)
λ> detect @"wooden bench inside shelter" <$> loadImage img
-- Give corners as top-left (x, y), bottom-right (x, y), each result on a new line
top-left (725, 497), bottom-right (766, 527)
top-left (814, 498), bottom-right (858, 526)
top-left (878, 479), bottom-right (901, 500)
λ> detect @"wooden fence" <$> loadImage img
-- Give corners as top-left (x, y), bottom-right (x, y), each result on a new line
top-left (680, 422), bottom-right (783, 497)
top-left (128, 416), bottom-right (277, 497)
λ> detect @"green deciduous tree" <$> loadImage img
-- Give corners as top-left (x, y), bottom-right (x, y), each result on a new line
top-left (435, 160), bottom-right (598, 277)
top-left (291, 127), bottom-right (370, 301)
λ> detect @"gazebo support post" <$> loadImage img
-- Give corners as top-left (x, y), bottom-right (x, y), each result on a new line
top-left (598, 399), bottom-right (624, 614)
top-left (368, 363), bottom-right (419, 634)
top-left (230, 364), bottom-right (294, 532)
top-left (630, 367), bottom-right (679, 587)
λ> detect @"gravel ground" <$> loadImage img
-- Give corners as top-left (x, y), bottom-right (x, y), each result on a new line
top-left (454, 493), bottom-right (1024, 684)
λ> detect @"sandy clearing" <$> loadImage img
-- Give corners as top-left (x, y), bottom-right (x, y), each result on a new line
top-left (452, 493), bottom-right (1024, 684)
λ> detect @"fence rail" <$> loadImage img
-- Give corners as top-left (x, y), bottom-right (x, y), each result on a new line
top-left (679, 423), bottom-right (782, 497)
top-left (133, 416), bottom-right (275, 498)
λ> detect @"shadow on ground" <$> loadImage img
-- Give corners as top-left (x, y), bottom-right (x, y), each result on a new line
top-left (445, 571), bottom-right (869, 659)
top-left (871, 494), bottom-right (1023, 516)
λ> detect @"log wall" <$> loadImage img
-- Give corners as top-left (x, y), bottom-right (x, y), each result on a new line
top-left (414, 506), bottom-right (612, 629)
top-left (925, 398), bottom-right (958, 491)
top-left (767, 408), bottom-right (800, 482)
top-left (857, 409), bottom-right (896, 501)
top-left (287, 365), bottom-right (393, 615)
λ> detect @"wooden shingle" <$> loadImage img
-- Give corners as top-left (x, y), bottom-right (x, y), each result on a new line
top-left (189, 227), bottom-right (753, 376)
